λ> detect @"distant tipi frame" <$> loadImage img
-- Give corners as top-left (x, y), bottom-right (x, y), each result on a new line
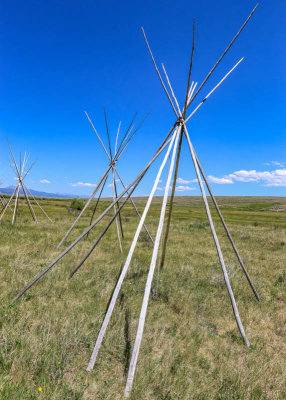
top-left (56, 108), bottom-right (153, 253)
top-left (0, 141), bottom-right (52, 224)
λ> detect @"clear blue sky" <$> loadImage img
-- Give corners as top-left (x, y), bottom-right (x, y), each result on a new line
top-left (0, 0), bottom-right (285, 197)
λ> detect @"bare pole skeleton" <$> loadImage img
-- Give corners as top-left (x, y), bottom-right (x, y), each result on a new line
top-left (12, 123), bottom-right (176, 302)
top-left (141, 28), bottom-right (254, 339)
top-left (7, 141), bottom-right (38, 223)
top-left (1, 142), bottom-right (51, 224)
top-left (57, 110), bottom-right (150, 249)
top-left (85, 112), bottom-right (153, 243)
top-left (84, 52), bottom-right (248, 370)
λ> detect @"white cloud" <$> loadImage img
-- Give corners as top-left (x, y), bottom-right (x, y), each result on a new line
top-left (108, 183), bottom-right (114, 188)
top-left (207, 176), bottom-right (233, 184)
top-left (177, 177), bottom-right (192, 184)
top-left (70, 181), bottom-right (97, 187)
top-left (263, 161), bottom-right (284, 167)
top-left (175, 185), bottom-right (195, 192)
top-left (271, 161), bottom-right (284, 167)
top-left (156, 186), bottom-right (163, 191)
top-left (208, 168), bottom-right (286, 187)
top-left (40, 179), bottom-right (51, 184)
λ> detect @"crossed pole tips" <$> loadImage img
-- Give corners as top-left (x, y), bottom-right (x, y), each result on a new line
top-left (0, 141), bottom-right (52, 224)
top-left (12, 4), bottom-right (259, 398)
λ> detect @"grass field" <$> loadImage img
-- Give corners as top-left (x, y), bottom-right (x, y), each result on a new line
top-left (0, 195), bottom-right (285, 399)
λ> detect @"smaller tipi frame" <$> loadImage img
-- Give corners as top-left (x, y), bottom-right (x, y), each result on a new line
top-left (84, 108), bottom-right (154, 251)
top-left (0, 141), bottom-right (52, 224)
top-left (56, 109), bottom-right (153, 250)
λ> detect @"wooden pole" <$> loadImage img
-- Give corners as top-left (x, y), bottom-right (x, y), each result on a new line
top-left (88, 175), bottom-right (108, 232)
top-left (12, 184), bottom-right (20, 224)
top-left (86, 128), bottom-right (179, 372)
top-left (182, 18), bottom-right (195, 118)
top-left (115, 169), bottom-right (154, 244)
top-left (159, 128), bottom-right (183, 269)
top-left (187, 4), bottom-right (258, 110)
top-left (141, 27), bottom-right (179, 118)
top-left (195, 156), bottom-right (260, 300)
top-left (57, 165), bottom-right (113, 248)
top-left (24, 184), bottom-right (52, 222)
top-left (185, 58), bottom-right (244, 123)
top-left (124, 129), bottom-right (180, 397)
top-left (183, 125), bottom-right (250, 347)
top-left (112, 167), bottom-right (123, 252)
top-left (113, 121), bottom-right (124, 239)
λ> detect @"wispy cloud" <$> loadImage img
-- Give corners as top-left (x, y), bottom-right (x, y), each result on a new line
top-left (271, 161), bottom-right (284, 167)
top-left (208, 168), bottom-right (286, 187)
top-left (207, 176), bottom-right (233, 184)
top-left (40, 179), bottom-right (51, 184)
top-left (177, 177), bottom-right (192, 184)
top-left (263, 161), bottom-right (284, 168)
top-left (70, 181), bottom-right (96, 187)
top-left (176, 185), bottom-right (196, 192)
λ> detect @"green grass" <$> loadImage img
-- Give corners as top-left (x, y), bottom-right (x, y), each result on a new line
top-left (0, 196), bottom-right (285, 399)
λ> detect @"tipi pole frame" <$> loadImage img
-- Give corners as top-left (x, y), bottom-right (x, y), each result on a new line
top-left (57, 110), bottom-right (150, 249)
top-left (144, 34), bottom-right (251, 345)
top-left (86, 111), bottom-right (153, 243)
top-left (7, 141), bottom-right (38, 223)
top-left (86, 127), bottom-right (179, 372)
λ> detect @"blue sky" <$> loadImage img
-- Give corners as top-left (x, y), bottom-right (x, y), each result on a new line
top-left (0, 0), bottom-right (285, 197)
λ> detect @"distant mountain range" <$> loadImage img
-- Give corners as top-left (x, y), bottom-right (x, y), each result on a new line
top-left (0, 186), bottom-right (87, 199)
